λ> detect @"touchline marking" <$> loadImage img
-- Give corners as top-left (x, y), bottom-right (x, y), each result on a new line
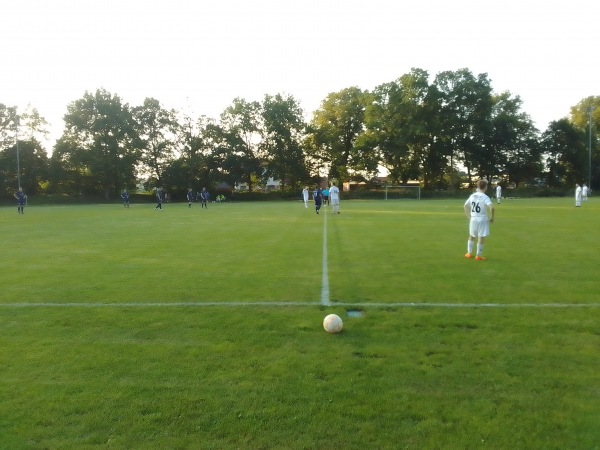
top-left (1, 302), bottom-right (599, 308)
top-left (320, 207), bottom-right (331, 306)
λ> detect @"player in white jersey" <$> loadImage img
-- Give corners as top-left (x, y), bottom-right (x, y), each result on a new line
top-left (329, 183), bottom-right (340, 214)
top-left (582, 184), bottom-right (588, 202)
top-left (575, 184), bottom-right (582, 207)
top-left (464, 179), bottom-right (495, 261)
top-left (495, 184), bottom-right (502, 204)
top-left (302, 187), bottom-right (309, 208)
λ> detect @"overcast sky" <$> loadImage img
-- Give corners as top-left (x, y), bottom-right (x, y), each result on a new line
top-left (2, 0), bottom-right (597, 149)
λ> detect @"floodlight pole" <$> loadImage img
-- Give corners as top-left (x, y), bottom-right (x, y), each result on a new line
top-left (588, 106), bottom-right (595, 190)
top-left (15, 115), bottom-right (21, 189)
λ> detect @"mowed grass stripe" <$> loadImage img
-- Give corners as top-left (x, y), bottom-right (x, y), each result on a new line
top-left (1, 199), bottom-right (599, 448)
top-left (1, 197), bottom-right (599, 305)
top-left (1, 202), bottom-right (324, 304)
top-left (326, 198), bottom-right (599, 304)
top-left (1, 305), bottom-right (599, 448)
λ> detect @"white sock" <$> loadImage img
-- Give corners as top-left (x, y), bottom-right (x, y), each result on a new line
top-left (467, 241), bottom-right (474, 254)
top-left (477, 244), bottom-right (484, 256)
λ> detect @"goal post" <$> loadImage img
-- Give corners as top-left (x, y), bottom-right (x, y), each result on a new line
top-left (384, 185), bottom-right (421, 200)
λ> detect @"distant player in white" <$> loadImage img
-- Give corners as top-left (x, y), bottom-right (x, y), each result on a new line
top-left (495, 183), bottom-right (501, 204)
top-left (302, 186), bottom-right (309, 208)
top-left (582, 183), bottom-right (589, 202)
top-left (575, 184), bottom-right (582, 207)
top-left (329, 183), bottom-right (340, 214)
top-left (464, 179), bottom-right (495, 261)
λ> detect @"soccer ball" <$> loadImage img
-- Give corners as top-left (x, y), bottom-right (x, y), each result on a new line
top-left (323, 314), bottom-right (343, 333)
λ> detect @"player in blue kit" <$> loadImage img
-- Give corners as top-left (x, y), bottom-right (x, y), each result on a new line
top-left (313, 187), bottom-right (323, 214)
top-left (15, 187), bottom-right (27, 214)
top-left (121, 190), bottom-right (130, 208)
top-left (154, 188), bottom-right (164, 210)
top-left (464, 179), bottom-right (495, 261)
top-left (187, 188), bottom-right (194, 208)
top-left (199, 187), bottom-right (210, 209)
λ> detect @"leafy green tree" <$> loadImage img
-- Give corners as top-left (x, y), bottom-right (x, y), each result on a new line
top-left (49, 138), bottom-right (91, 195)
top-left (132, 98), bottom-right (179, 189)
top-left (301, 129), bottom-right (329, 184)
top-left (165, 117), bottom-right (224, 193)
top-left (0, 139), bottom-right (49, 196)
top-left (0, 105), bottom-right (51, 195)
top-left (260, 94), bottom-right (308, 190)
top-left (569, 96), bottom-right (600, 130)
top-left (484, 93), bottom-right (541, 187)
top-left (53, 89), bottom-right (140, 198)
top-left (0, 104), bottom-right (18, 151)
top-left (18, 106), bottom-right (50, 144)
top-left (310, 87), bottom-right (372, 185)
top-left (218, 98), bottom-right (263, 190)
top-left (1, 104), bottom-right (49, 149)
top-left (569, 96), bottom-right (599, 188)
top-left (175, 114), bottom-right (215, 189)
top-left (364, 68), bottom-right (431, 184)
top-left (540, 119), bottom-right (587, 187)
top-left (430, 69), bottom-right (494, 186)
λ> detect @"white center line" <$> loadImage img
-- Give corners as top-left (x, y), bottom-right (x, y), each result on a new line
top-left (320, 208), bottom-right (331, 306)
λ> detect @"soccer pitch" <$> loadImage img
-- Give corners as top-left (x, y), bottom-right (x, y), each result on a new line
top-left (1, 198), bottom-right (599, 448)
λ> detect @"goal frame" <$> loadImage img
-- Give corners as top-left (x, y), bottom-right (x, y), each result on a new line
top-left (384, 185), bottom-right (421, 200)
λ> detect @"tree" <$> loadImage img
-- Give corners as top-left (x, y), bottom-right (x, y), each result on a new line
top-left (0, 103), bottom-right (18, 151)
top-left (218, 98), bottom-right (263, 191)
top-left (301, 129), bottom-right (329, 183)
top-left (133, 98), bottom-right (179, 189)
top-left (260, 93), bottom-right (308, 190)
top-left (569, 96), bottom-right (600, 130)
top-left (569, 96), bottom-right (599, 188)
top-left (0, 139), bottom-right (49, 196)
top-left (163, 117), bottom-right (225, 193)
top-left (430, 69), bottom-right (494, 186)
top-left (52, 89), bottom-right (140, 198)
top-left (310, 87), bottom-right (372, 185)
top-left (484, 93), bottom-right (541, 187)
top-left (0, 104), bottom-right (51, 195)
top-left (17, 105), bottom-right (50, 144)
top-left (365, 68), bottom-right (431, 184)
top-left (176, 113), bottom-right (211, 189)
top-left (540, 119), bottom-right (587, 187)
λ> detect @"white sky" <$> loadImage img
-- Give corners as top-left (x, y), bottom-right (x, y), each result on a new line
top-left (2, 0), bottom-right (597, 150)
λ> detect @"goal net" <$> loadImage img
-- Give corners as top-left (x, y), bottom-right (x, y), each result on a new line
top-left (384, 185), bottom-right (421, 200)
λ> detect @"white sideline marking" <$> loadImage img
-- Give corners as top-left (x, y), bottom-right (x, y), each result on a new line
top-left (1, 302), bottom-right (599, 308)
top-left (320, 208), bottom-right (331, 306)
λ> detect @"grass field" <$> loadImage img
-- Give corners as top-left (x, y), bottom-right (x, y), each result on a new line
top-left (1, 198), bottom-right (599, 449)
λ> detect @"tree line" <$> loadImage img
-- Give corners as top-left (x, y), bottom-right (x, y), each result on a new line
top-left (1, 67), bottom-right (598, 200)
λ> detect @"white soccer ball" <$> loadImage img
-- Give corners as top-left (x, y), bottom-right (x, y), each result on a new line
top-left (323, 314), bottom-right (343, 333)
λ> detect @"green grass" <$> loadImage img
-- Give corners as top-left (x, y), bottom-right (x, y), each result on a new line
top-left (1, 198), bottom-right (599, 449)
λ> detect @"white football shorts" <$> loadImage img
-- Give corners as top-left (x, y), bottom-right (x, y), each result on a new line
top-left (469, 217), bottom-right (490, 238)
